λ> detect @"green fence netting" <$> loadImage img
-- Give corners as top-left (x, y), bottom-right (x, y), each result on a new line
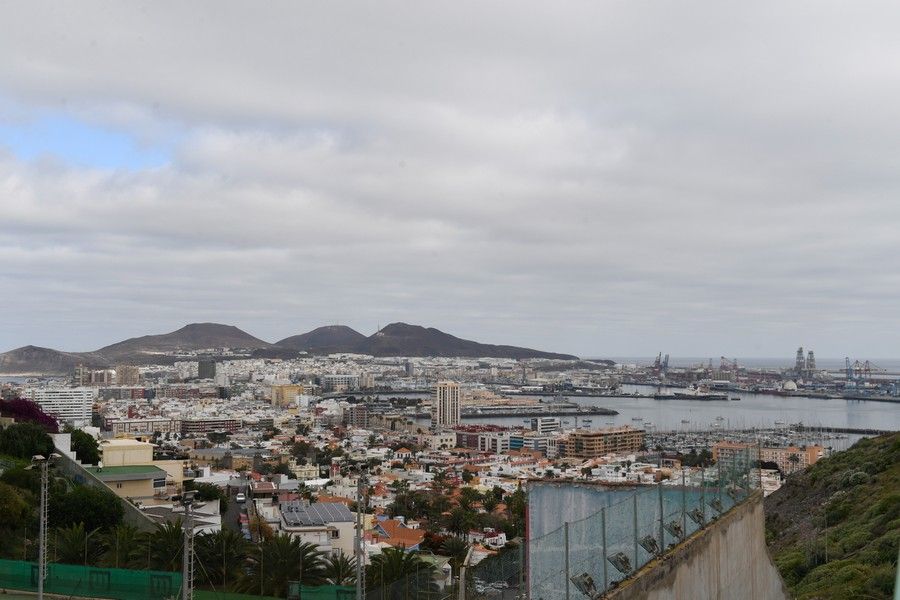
top-left (0, 561), bottom-right (355, 600)
top-left (0, 559), bottom-right (182, 600)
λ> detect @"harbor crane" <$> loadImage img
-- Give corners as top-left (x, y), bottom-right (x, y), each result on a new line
top-left (845, 357), bottom-right (886, 381)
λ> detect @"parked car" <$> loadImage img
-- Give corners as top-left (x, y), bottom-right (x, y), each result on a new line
top-left (236, 492), bottom-right (246, 503)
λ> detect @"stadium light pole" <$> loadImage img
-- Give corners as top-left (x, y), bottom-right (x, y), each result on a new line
top-left (181, 491), bottom-right (197, 600)
top-left (30, 453), bottom-right (59, 600)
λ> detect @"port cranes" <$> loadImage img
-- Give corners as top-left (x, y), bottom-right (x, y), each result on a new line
top-left (652, 352), bottom-right (669, 377)
top-left (844, 357), bottom-right (886, 380)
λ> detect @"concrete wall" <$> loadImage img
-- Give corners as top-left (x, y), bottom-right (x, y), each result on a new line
top-left (606, 492), bottom-right (788, 600)
top-left (52, 450), bottom-right (157, 532)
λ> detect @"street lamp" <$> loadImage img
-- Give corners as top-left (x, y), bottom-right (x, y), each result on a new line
top-left (29, 453), bottom-right (60, 600)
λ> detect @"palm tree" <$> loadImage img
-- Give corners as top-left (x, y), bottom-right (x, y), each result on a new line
top-left (444, 507), bottom-right (475, 536)
top-left (366, 547), bottom-right (437, 599)
top-left (481, 495), bottom-right (499, 514)
top-left (240, 534), bottom-right (326, 596)
top-left (140, 520), bottom-right (184, 572)
top-left (99, 523), bottom-right (140, 569)
top-left (439, 536), bottom-right (469, 578)
top-left (194, 528), bottom-right (251, 589)
top-left (323, 551), bottom-right (357, 585)
top-left (53, 523), bottom-right (102, 566)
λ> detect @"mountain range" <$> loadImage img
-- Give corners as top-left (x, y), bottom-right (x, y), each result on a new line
top-left (0, 322), bottom-right (578, 374)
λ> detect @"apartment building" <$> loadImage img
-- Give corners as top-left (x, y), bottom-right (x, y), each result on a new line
top-left (561, 426), bottom-right (645, 459)
top-left (25, 387), bottom-right (95, 426)
top-left (431, 380), bottom-right (460, 428)
top-left (759, 445), bottom-right (824, 475)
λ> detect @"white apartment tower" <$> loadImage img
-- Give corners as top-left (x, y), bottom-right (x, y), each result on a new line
top-left (431, 380), bottom-right (461, 428)
top-left (24, 387), bottom-right (96, 427)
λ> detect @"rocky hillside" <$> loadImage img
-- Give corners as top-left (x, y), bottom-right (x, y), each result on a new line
top-left (357, 322), bottom-right (578, 359)
top-left (93, 322), bottom-right (272, 361)
top-left (276, 325), bottom-right (367, 354)
top-left (0, 346), bottom-right (105, 375)
top-left (764, 432), bottom-right (899, 599)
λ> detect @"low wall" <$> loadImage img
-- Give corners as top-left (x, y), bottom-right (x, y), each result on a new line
top-left (605, 492), bottom-right (788, 600)
top-left (53, 451), bottom-right (157, 532)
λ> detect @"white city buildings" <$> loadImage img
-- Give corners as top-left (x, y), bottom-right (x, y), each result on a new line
top-left (25, 387), bottom-right (96, 426)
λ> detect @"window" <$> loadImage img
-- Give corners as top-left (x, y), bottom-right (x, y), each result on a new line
top-left (117, 483), bottom-right (123, 489)
top-left (330, 530), bottom-right (340, 539)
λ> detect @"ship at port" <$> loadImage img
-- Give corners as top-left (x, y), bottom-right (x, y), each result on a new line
top-left (654, 383), bottom-right (728, 401)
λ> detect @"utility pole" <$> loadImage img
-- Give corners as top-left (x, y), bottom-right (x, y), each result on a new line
top-left (30, 453), bottom-right (57, 600)
top-left (181, 491), bottom-right (196, 600)
top-left (355, 470), bottom-right (367, 600)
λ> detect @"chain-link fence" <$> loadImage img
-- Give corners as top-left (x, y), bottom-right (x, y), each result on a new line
top-left (526, 463), bottom-right (753, 600)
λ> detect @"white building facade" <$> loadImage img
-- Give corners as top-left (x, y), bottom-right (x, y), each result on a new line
top-left (25, 387), bottom-right (95, 427)
top-left (431, 380), bottom-right (461, 428)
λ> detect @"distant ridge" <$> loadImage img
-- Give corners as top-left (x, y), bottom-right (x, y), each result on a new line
top-left (353, 322), bottom-right (578, 360)
top-left (96, 322), bottom-right (272, 361)
top-left (0, 346), bottom-right (105, 375)
top-left (276, 325), bottom-right (367, 354)
top-left (0, 321), bottom-right (580, 374)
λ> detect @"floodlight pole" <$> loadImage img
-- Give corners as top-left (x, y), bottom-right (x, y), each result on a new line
top-left (182, 492), bottom-right (196, 600)
top-left (355, 470), bottom-right (367, 600)
top-left (37, 456), bottom-right (50, 600)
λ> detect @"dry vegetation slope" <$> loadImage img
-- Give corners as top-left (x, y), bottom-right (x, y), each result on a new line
top-left (764, 432), bottom-right (899, 599)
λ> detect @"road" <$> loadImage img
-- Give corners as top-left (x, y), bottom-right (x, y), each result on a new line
top-left (223, 477), bottom-right (248, 534)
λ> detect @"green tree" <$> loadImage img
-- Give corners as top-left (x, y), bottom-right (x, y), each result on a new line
top-left (0, 422), bottom-right (53, 459)
top-left (192, 482), bottom-right (229, 514)
top-left (53, 522), bottom-right (103, 566)
top-left (481, 495), bottom-right (499, 514)
top-left (194, 528), bottom-right (251, 589)
top-left (99, 523), bottom-right (141, 569)
top-left (323, 551), bottom-right (357, 585)
top-left (444, 508), bottom-right (475, 536)
top-left (505, 489), bottom-right (526, 537)
top-left (240, 534), bottom-right (326, 596)
top-left (69, 429), bottom-right (101, 465)
top-left (139, 520), bottom-right (184, 572)
top-left (440, 536), bottom-right (470, 578)
top-left (0, 481), bottom-right (31, 559)
top-left (366, 548), bottom-right (437, 598)
top-left (50, 485), bottom-right (124, 531)
top-left (457, 488), bottom-right (482, 512)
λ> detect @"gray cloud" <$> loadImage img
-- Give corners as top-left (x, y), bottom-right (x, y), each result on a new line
top-left (1, 1), bottom-right (900, 358)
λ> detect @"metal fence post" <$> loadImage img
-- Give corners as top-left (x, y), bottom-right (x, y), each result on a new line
top-left (601, 507), bottom-right (608, 593)
top-left (564, 522), bottom-right (570, 600)
top-left (681, 468), bottom-right (687, 537)
top-left (658, 483), bottom-right (664, 554)
top-left (700, 467), bottom-right (706, 522)
top-left (717, 461), bottom-right (722, 506)
top-left (632, 493), bottom-right (639, 571)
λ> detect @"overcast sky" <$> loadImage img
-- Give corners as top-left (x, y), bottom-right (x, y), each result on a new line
top-left (1, 2), bottom-right (899, 359)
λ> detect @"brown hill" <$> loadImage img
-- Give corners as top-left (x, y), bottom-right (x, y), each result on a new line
top-left (276, 325), bottom-right (367, 354)
top-left (356, 322), bottom-right (578, 360)
top-left (0, 346), bottom-right (106, 375)
top-left (94, 323), bottom-right (272, 361)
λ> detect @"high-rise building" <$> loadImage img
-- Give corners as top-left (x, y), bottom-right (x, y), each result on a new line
top-left (344, 404), bottom-right (369, 429)
top-left (115, 365), bottom-right (141, 386)
top-left (25, 387), bottom-right (95, 427)
top-left (271, 384), bottom-right (304, 407)
top-left (198, 359), bottom-right (217, 379)
top-left (431, 380), bottom-right (461, 429)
